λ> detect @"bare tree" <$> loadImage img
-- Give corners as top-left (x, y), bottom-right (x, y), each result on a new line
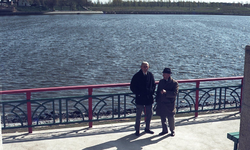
top-left (46, 0), bottom-right (58, 10)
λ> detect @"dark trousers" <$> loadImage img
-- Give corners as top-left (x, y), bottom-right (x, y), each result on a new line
top-left (135, 104), bottom-right (153, 132)
top-left (160, 115), bottom-right (175, 133)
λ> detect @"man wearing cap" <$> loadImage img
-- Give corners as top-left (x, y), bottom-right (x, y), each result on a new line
top-left (156, 68), bottom-right (179, 136)
top-left (130, 61), bottom-right (156, 136)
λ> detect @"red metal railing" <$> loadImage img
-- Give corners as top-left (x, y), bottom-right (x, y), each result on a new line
top-left (176, 76), bottom-right (244, 117)
top-left (0, 76), bottom-right (244, 133)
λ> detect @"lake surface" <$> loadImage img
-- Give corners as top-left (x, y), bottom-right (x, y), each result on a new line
top-left (0, 14), bottom-right (249, 99)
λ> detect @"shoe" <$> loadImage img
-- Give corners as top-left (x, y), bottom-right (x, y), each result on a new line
top-left (158, 131), bottom-right (168, 136)
top-left (135, 131), bottom-right (140, 136)
top-left (170, 132), bottom-right (175, 136)
top-left (144, 129), bottom-right (154, 134)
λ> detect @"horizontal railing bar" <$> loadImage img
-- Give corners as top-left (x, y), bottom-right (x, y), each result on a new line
top-left (0, 83), bottom-right (130, 94)
top-left (0, 84), bottom-right (241, 103)
top-left (0, 76), bottom-right (243, 95)
top-left (177, 76), bottom-right (243, 83)
top-left (179, 85), bottom-right (242, 91)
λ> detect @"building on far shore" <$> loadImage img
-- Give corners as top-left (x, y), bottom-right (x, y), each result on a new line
top-left (16, 0), bottom-right (30, 6)
top-left (0, 0), bottom-right (30, 6)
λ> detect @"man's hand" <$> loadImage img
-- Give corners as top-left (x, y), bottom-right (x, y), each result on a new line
top-left (161, 89), bottom-right (166, 94)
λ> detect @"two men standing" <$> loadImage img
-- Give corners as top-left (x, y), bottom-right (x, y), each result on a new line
top-left (130, 61), bottom-right (178, 136)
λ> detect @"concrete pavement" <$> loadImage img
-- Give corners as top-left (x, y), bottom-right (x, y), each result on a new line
top-left (2, 111), bottom-right (240, 150)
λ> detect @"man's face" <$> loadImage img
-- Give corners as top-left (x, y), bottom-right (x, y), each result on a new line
top-left (141, 63), bottom-right (149, 74)
top-left (163, 73), bottom-right (170, 80)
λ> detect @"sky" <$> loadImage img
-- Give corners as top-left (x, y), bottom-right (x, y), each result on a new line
top-left (91, 0), bottom-right (249, 4)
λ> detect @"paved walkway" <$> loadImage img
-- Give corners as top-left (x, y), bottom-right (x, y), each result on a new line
top-left (2, 111), bottom-right (240, 150)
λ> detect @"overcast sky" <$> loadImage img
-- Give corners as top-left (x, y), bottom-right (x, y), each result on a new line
top-left (91, 0), bottom-right (249, 4)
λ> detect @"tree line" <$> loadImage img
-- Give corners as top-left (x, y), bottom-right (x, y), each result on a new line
top-left (18, 0), bottom-right (250, 10)
top-left (97, 0), bottom-right (248, 7)
top-left (17, 0), bottom-right (91, 10)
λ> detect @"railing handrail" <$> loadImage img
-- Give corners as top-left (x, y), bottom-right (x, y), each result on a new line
top-left (0, 76), bottom-right (243, 95)
top-left (177, 76), bottom-right (243, 83)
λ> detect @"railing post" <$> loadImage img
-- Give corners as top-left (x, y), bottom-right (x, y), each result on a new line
top-left (26, 92), bottom-right (32, 133)
top-left (195, 81), bottom-right (200, 117)
top-left (88, 88), bottom-right (93, 128)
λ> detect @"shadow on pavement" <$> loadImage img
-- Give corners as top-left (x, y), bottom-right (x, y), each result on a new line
top-left (2, 111), bottom-right (240, 144)
top-left (82, 133), bottom-right (171, 150)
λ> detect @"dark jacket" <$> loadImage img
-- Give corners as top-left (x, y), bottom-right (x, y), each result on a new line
top-left (156, 77), bottom-right (179, 117)
top-left (130, 69), bottom-right (156, 105)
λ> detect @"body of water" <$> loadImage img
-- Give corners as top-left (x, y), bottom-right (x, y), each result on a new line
top-left (0, 14), bottom-right (249, 98)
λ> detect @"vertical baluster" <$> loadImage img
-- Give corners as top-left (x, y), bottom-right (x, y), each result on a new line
top-left (124, 95), bottom-right (126, 117)
top-left (118, 95), bottom-right (120, 118)
top-left (219, 88), bottom-right (222, 110)
top-left (88, 88), bottom-right (93, 128)
top-left (195, 81), bottom-right (200, 117)
top-left (53, 100), bottom-right (55, 124)
top-left (59, 99), bottom-right (62, 123)
top-left (2, 103), bottom-right (5, 128)
top-left (66, 99), bottom-right (68, 123)
top-left (176, 92), bottom-right (179, 113)
top-left (112, 96), bottom-right (114, 119)
top-left (214, 89), bottom-right (217, 110)
top-left (26, 92), bottom-right (32, 133)
top-left (224, 88), bottom-right (227, 109)
top-left (240, 79), bottom-right (243, 112)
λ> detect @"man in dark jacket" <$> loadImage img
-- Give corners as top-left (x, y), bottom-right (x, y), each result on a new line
top-left (156, 68), bottom-right (179, 136)
top-left (130, 61), bottom-right (156, 136)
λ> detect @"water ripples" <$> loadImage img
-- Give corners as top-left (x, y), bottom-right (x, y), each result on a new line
top-left (0, 14), bottom-right (249, 99)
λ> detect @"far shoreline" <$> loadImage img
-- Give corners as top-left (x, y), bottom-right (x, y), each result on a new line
top-left (0, 10), bottom-right (249, 16)
top-left (0, 11), bottom-right (103, 16)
